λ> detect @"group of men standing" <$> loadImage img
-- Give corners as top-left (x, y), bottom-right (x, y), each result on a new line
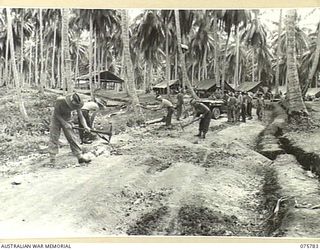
top-left (225, 91), bottom-right (265, 123)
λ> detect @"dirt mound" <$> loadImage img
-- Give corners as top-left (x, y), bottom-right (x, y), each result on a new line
top-left (202, 150), bottom-right (241, 168)
top-left (144, 156), bottom-right (172, 174)
top-left (174, 205), bottom-right (239, 236)
top-left (127, 206), bottom-right (169, 235)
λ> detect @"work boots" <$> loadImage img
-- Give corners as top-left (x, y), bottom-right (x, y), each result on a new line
top-left (195, 131), bottom-right (202, 137)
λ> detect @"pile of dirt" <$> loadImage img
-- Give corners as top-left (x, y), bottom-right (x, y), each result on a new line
top-left (174, 205), bottom-right (241, 236)
top-left (126, 206), bottom-right (169, 235)
top-left (202, 150), bottom-right (241, 168)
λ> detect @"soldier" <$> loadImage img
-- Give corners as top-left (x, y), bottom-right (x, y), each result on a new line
top-left (225, 92), bottom-right (232, 122)
top-left (246, 92), bottom-right (253, 120)
top-left (78, 100), bottom-right (100, 144)
top-left (154, 95), bottom-right (175, 127)
top-left (176, 90), bottom-right (184, 121)
top-left (49, 93), bottom-right (91, 166)
top-left (256, 93), bottom-right (265, 121)
top-left (190, 99), bottom-right (212, 139)
top-left (241, 92), bottom-right (247, 123)
top-left (235, 91), bottom-right (242, 122)
top-left (228, 92), bottom-right (237, 123)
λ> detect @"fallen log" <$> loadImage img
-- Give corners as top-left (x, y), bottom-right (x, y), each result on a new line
top-left (145, 117), bottom-right (166, 125)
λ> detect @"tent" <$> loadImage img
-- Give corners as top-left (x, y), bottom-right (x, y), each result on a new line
top-left (76, 71), bottom-right (124, 90)
top-left (152, 79), bottom-right (180, 95)
top-left (195, 79), bottom-right (216, 97)
top-left (224, 81), bottom-right (236, 93)
top-left (236, 81), bottom-right (263, 93)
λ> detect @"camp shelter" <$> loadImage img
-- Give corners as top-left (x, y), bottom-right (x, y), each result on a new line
top-left (76, 71), bottom-right (124, 91)
top-left (195, 79), bottom-right (216, 98)
top-left (152, 79), bottom-right (180, 95)
top-left (306, 88), bottom-right (320, 99)
top-left (224, 81), bottom-right (236, 93)
top-left (236, 81), bottom-right (263, 93)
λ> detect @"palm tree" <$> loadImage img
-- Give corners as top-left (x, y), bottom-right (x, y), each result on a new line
top-left (43, 9), bottom-right (61, 89)
top-left (135, 10), bottom-right (164, 93)
top-left (120, 9), bottom-right (144, 120)
top-left (174, 9), bottom-right (197, 98)
top-left (6, 8), bottom-right (28, 120)
top-left (219, 10), bottom-right (250, 92)
top-left (242, 10), bottom-right (267, 83)
top-left (275, 9), bottom-right (283, 96)
top-left (61, 9), bottom-right (73, 93)
top-left (302, 22), bottom-right (320, 96)
top-left (285, 9), bottom-right (308, 119)
top-left (39, 8), bottom-right (45, 94)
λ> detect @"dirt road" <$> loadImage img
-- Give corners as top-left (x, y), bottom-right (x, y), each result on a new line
top-left (0, 115), bottom-right (272, 238)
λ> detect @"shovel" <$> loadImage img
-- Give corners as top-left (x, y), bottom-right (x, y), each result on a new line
top-left (180, 117), bottom-right (201, 130)
top-left (73, 126), bottom-right (112, 143)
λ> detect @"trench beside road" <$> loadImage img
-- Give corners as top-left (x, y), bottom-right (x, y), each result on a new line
top-left (255, 103), bottom-right (320, 237)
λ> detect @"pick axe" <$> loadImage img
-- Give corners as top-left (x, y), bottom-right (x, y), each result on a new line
top-left (179, 117), bottom-right (201, 131)
top-left (73, 126), bottom-right (112, 143)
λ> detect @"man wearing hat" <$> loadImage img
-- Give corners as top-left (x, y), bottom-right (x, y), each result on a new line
top-left (240, 92), bottom-right (248, 123)
top-left (190, 99), bottom-right (211, 139)
top-left (78, 100), bottom-right (100, 144)
top-left (176, 89), bottom-right (184, 121)
top-left (246, 92), bottom-right (253, 120)
top-left (153, 95), bottom-right (175, 127)
top-left (256, 92), bottom-right (265, 121)
top-left (49, 93), bottom-right (91, 166)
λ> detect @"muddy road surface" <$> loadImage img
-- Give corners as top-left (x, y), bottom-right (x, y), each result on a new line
top-left (0, 116), bottom-right (273, 238)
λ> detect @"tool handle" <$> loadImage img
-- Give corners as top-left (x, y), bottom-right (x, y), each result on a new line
top-left (73, 126), bottom-right (111, 136)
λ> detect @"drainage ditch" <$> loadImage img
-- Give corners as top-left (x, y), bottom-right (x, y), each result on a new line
top-left (255, 102), bottom-right (320, 236)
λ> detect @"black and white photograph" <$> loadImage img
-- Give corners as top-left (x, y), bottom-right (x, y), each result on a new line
top-left (0, 6), bottom-right (320, 239)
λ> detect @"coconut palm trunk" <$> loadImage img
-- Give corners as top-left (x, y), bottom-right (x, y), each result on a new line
top-left (89, 13), bottom-right (94, 100)
top-left (165, 19), bottom-right (171, 97)
top-left (174, 53), bottom-right (178, 79)
top-left (61, 26), bottom-right (65, 92)
top-left (143, 62), bottom-right (147, 91)
top-left (20, 10), bottom-right (24, 86)
top-left (252, 50), bottom-right (255, 82)
top-left (62, 9), bottom-right (73, 93)
top-left (221, 34), bottom-right (230, 93)
top-left (94, 31), bottom-right (97, 87)
top-left (213, 13), bottom-right (220, 87)
top-left (4, 34), bottom-right (9, 87)
top-left (120, 9), bottom-right (144, 119)
top-left (51, 18), bottom-right (57, 89)
top-left (234, 25), bottom-right (240, 87)
top-left (202, 46), bottom-right (208, 79)
top-left (74, 38), bottom-right (80, 86)
top-left (146, 62), bottom-right (152, 93)
top-left (275, 9), bottom-right (283, 96)
top-left (39, 9), bottom-right (44, 94)
top-left (6, 8), bottom-right (28, 120)
top-left (285, 9), bottom-right (308, 118)
top-left (28, 45), bottom-right (32, 86)
top-left (35, 30), bottom-right (39, 89)
top-left (57, 53), bottom-right (61, 89)
top-left (302, 23), bottom-right (320, 96)
top-left (174, 9), bottom-right (197, 98)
